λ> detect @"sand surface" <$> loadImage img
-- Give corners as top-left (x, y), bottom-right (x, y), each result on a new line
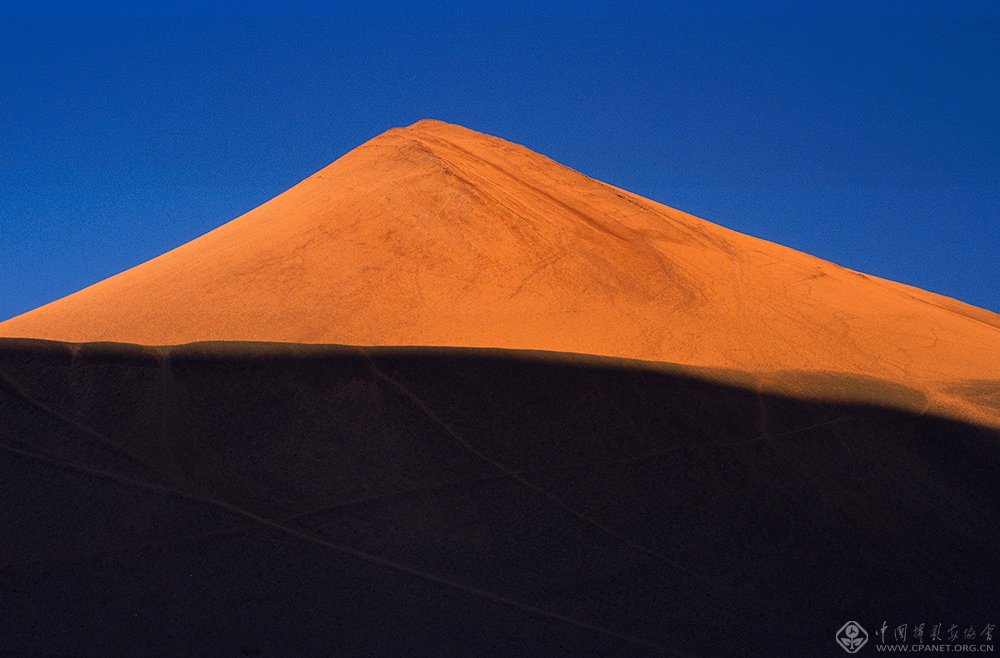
top-left (3, 121), bottom-right (999, 654)
top-left (2, 119), bottom-right (997, 425)
top-left (2, 339), bottom-right (997, 655)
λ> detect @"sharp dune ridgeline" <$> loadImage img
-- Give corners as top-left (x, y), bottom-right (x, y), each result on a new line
top-left (1, 119), bottom-right (998, 426)
top-left (1, 120), bottom-right (999, 655)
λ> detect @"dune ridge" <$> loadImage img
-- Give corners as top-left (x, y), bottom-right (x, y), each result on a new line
top-left (3, 121), bottom-right (1000, 655)
top-left (1, 119), bottom-right (998, 426)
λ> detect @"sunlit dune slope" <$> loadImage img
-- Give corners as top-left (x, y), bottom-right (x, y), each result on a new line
top-left (2, 119), bottom-right (998, 424)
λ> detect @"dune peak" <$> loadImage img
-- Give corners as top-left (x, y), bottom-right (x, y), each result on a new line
top-left (1, 121), bottom-right (998, 426)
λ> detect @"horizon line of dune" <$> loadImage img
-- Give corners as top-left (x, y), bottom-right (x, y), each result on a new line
top-left (1, 118), bottom-right (998, 427)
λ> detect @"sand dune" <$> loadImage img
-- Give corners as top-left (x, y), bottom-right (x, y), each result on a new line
top-left (2, 119), bottom-right (998, 425)
top-left (2, 339), bottom-right (997, 655)
top-left (3, 122), bottom-right (1000, 654)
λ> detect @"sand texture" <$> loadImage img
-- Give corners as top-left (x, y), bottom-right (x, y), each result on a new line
top-left (3, 120), bottom-right (997, 425)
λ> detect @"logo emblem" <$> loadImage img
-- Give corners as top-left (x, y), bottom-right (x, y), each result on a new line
top-left (837, 621), bottom-right (869, 653)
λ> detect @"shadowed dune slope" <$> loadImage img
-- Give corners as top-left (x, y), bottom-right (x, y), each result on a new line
top-left (1, 120), bottom-right (998, 426)
top-left (1, 339), bottom-right (998, 656)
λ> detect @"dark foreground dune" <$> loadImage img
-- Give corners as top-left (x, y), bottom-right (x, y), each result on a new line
top-left (1, 339), bottom-right (997, 656)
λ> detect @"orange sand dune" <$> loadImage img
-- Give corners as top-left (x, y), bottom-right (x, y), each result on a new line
top-left (2, 119), bottom-right (998, 424)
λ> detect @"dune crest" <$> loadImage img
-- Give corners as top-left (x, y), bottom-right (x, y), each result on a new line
top-left (2, 119), bottom-right (998, 424)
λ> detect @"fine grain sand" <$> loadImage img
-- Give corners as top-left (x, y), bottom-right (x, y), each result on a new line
top-left (2, 120), bottom-right (998, 425)
top-left (2, 121), bottom-right (999, 655)
top-left (1, 339), bottom-right (997, 655)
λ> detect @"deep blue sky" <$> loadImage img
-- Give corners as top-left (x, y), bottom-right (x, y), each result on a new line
top-left (2, 1), bottom-right (998, 321)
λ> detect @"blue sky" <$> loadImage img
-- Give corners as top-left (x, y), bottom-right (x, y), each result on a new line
top-left (2, 1), bottom-right (998, 321)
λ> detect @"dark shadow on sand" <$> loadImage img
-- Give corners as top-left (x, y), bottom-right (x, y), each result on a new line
top-left (1, 339), bottom-right (997, 656)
